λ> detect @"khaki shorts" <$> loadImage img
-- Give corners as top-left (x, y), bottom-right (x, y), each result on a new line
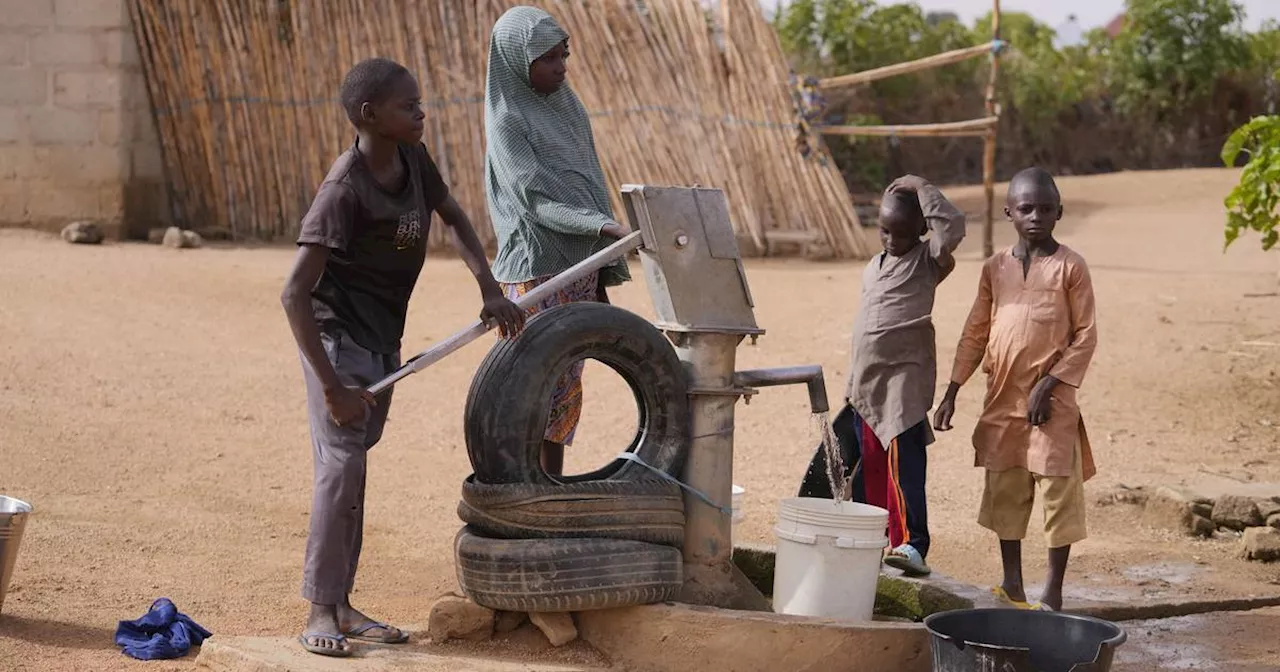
top-left (978, 443), bottom-right (1087, 548)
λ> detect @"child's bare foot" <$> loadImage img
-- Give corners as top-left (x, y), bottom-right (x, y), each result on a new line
top-left (300, 603), bottom-right (351, 657)
top-left (1038, 588), bottom-right (1063, 612)
top-left (338, 602), bottom-right (409, 643)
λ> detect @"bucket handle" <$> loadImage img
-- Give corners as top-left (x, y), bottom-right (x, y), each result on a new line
top-left (775, 527), bottom-right (888, 549)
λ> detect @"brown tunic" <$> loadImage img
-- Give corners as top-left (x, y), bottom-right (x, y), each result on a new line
top-left (846, 185), bottom-right (966, 445)
top-left (949, 245), bottom-right (1098, 479)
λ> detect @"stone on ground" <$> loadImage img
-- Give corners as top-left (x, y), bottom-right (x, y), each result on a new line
top-left (1095, 483), bottom-right (1148, 506)
top-left (494, 610), bottom-right (528, 635)
top-left (1142, 486), bottom-right (1198, 535)
top-left (162, 226), bottom-right (184, 248)
top-left (1213, 495), bottom-right (1263, 531)
top-left (161, 226), bottom-right (203, 249)
top-left (1191, 502), bottom-right (1214, 519)
top-left (1256, 499), bottom-right (1280, 521)
top-left (1269, 514), bottom-right (1280, 530)
top-left (529, 612), bottom-right (578, 647)
top-left (1190, 514), bottom-right (1217, 537)
top-left (427, 594), bottom-right (494, 642)
top-left (1241, 527), bottom-right (1280, 562)
top-left (61, 221), bottom-right (104, 245)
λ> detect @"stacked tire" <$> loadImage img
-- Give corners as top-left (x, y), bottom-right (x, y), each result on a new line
top-left (456, 302), bottom-right (691, 612)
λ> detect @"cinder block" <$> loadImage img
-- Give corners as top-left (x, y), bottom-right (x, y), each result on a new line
top-left (0, 67), bottom-right (48, 105)
top-left (98, 28), bottom-right (138, 66)
top-left (97, 109), bottom-right (159, 147)
top-left (0, 147), bottom-right (51, 181)
top-left (0, 32), bottom-right (28, 65)
top-left (25, 179), bottom-right (101, 220)
top-left (130, 143), bottom-right (163, 179)
top-left (28, 106), bottom-right (97, 144)
top-left (134, 112), bottom-right (157, 144)
top-left (98, 183), bottom-right (123, 218)
top-left (0, 106), bottom-right (26, 143)
top-left (96, 108), bottom-right (122, 144)
top-left (54, 0), bottom-right (124, 29)
top-left (0, 0), bottom-right (54, 28)
top-left (0, 182), bottom-right (30, 222)
top-left (46, 144), bottom-right (127, 184)
top-left (28, 29), bottom-right (97, 65)
top-left (53, 70), bottom-right (120, 107)
top-left (120, 71), bottom-right (148, 109)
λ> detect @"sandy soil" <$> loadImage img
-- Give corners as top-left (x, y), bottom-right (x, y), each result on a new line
top-left (2, 168), bottom-right (1279, 671)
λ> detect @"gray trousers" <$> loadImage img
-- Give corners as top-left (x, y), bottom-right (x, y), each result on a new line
top-left (300, 330), bottom-right (399, 605)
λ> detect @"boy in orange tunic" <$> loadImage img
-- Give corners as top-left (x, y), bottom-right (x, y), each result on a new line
top-left (934, 167), bottom-right (1097, 612)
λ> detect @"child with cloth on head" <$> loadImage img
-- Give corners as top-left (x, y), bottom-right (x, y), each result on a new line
top-left (800, 174), bottom-right (966, 578)
top-left (933, 167), bottom-right (1098, 612)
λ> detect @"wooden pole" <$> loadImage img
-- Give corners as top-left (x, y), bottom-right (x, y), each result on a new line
top-left (819, 41), bottom-right (998, 90)
top-left (982, 1), bottom-right (1002, 259)
top-left (818, 116), bottom-right (998, 138)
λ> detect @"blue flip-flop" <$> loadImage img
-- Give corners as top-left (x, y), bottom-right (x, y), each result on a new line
top-left (299, 631), bottom-right (352, 657)
top-left (883, 544), bottom-right (932, 577)
top-left (345, 621), bottom-right (409, 644)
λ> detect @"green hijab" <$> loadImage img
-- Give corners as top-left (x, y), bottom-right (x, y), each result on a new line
top-left (483, 6), bottom-right (629, 287)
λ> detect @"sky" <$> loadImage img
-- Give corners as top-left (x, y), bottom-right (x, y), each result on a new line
top-left (757, 0), bottom-right (1280, 32)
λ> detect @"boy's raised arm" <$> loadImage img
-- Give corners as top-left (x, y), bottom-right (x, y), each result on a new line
top-left (920, 185), bottom-right (966, 279)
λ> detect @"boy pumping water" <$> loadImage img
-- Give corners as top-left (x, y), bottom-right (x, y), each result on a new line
top-left (281, 57), bottom-right (524, 657)
top-left (934, 167), bottom-right (1098, 612)
top-left (801, 174), bottom-right (966, 578)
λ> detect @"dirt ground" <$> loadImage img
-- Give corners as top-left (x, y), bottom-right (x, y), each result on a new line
top-left (2, 168), bottom-right (1280, 671)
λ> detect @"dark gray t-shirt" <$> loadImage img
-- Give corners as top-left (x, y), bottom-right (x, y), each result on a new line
top-left (297, 141), bottom-right (450, 354)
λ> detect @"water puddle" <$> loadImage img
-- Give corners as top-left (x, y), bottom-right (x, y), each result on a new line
top-left (1122, 561), bottom-right (1202, 586)
top-left (1115, 615), bottom-right (1222, 671)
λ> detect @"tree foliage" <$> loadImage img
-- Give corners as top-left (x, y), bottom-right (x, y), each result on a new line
top-left (773, 0), bottom-right (1280, 193)
top-left (1222, 110), bottom-right (1280, 250)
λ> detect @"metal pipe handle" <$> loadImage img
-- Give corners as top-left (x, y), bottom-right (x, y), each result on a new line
top-left (366, 231), bottom-right (644, 396)
top-left (733, 365), bottom-right (829, 414)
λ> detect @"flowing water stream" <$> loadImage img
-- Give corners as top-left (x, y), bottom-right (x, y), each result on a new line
top-left (811, 410), bottom-right (850, 503)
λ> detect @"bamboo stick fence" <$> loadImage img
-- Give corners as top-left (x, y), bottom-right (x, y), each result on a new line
top-left (812, 4), bottom-right (1005, 257)
top-left (126, 0), bottom-right (876, 259)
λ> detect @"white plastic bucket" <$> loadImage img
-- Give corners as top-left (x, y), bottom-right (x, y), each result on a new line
top-left (772, 497), bottom-right (888, 621)
top-left (731, 485), bottom-right (745, 525)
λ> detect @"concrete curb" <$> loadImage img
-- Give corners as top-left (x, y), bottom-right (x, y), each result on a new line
top-left (1069, 594), bottom-right (1280, 622)
top-left (576, 602), bottom-right (930, 672)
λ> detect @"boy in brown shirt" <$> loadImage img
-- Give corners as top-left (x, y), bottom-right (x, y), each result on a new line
top-left (281, 58), bottom-right (524, 657)
top-left (934, 167), bottom-right (1097, 612)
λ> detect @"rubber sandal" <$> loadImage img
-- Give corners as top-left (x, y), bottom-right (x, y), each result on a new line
top-left (299, 632), bottom-right (353, 657)
top-left (883, 544), bottom-right (932, 577)
top-left (345, 621), bottom-right (410, 644)
top-left (990, 586), bottom-right (1037, 610)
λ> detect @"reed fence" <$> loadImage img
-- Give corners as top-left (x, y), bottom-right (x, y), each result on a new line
top-left (127, 0), bottom-right (875, 258)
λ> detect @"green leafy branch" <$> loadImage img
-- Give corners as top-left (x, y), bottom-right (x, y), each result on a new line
top-left (1222, 112), bottom-right (1280, 250)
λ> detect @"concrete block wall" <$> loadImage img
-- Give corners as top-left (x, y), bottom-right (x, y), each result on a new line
top-left (0, 0), bottom-right (168, 238)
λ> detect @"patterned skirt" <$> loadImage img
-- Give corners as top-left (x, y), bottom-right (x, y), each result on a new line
top-left (501, 271), bottom-right (600, 446)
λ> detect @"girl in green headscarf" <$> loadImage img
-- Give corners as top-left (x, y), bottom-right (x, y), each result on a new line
top-left (484, 6), bottom-right (630, 476)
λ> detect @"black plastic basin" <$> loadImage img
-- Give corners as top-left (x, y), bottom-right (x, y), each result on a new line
top-left (924, 608), bottom-right (1127, 672)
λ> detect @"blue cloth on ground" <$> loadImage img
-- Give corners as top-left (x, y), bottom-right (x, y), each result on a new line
top-left (114, 597), bottom-right (212, 660)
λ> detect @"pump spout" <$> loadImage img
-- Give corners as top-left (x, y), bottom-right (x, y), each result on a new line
top-left (732, 365), bottom-right (829, 414)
